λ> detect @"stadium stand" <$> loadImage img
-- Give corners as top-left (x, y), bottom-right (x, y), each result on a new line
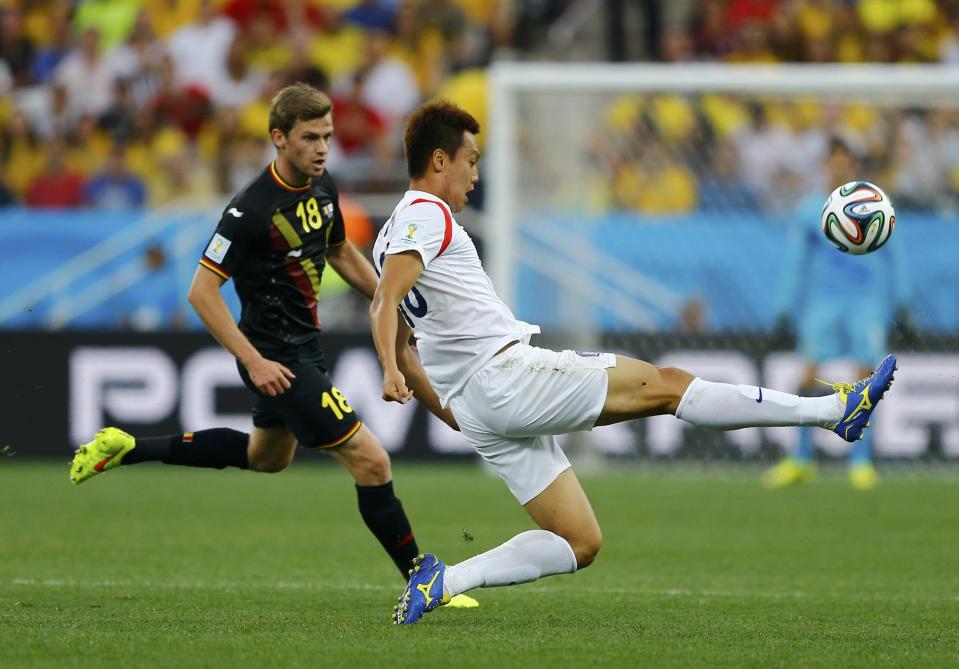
top-left (3, 1), bottom-right (959, 332)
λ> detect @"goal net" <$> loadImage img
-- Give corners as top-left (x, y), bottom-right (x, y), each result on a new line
top-left (487, 63), bottom-right (959, 465)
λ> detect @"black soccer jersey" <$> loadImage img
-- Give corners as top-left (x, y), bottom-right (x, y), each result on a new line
top-left (199, 162), bottom-right (346, 352)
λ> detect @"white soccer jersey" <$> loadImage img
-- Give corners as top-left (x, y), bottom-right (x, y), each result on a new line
top-left (373, 190), bottom-right (540, 406)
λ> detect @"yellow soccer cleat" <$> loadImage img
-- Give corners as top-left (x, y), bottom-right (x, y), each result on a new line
top-left (761, 457), bottom-right (816, 490)
top-left (849, 462), bottom-right (879, 490)
top-left (69, 427), bottom-right (135, 485)
top-left (446, 593), bottom-right (479, 609)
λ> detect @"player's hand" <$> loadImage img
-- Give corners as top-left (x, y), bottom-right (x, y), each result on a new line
top-left (382, 369), bottom-right (413, 404)
top-left (246, 357), bottom-right (296, 397)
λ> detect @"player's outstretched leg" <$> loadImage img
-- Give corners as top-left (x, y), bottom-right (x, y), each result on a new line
top-left (70, 427), bottom-right (252, 484)
top-left (661, 355), bottom-right (897, 440)
top-left (70, 427), bottom-right (135, 484)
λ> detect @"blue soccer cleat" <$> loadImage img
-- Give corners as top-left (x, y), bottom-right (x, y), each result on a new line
top-left (393, 553), bottom-right (449, 625)
top-left (821, 354), bottom-right (897, 443)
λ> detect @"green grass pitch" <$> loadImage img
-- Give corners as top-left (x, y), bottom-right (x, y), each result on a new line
top-left (2, 461), bottom-right (958, 668)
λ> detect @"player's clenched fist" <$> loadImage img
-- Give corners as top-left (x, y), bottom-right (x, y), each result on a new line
top-left (382, 369), bottom-right (413, 403)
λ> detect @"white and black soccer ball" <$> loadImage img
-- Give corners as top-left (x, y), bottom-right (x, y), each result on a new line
top-left (820, 181), bottom-right (896, 255)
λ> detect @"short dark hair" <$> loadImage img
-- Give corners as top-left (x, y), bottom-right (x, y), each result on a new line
top-left (403, 100), bottom-right (480, 178)
top-left (268, 83), bottom-right (332, 136)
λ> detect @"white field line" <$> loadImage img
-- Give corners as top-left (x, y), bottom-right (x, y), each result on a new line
top-left (8, 579), bottom-right (958, 604)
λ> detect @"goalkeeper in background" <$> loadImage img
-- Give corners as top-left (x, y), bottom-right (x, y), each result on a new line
top-left (764, 137), bottom-right (912, 490)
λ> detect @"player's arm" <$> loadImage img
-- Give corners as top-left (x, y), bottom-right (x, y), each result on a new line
top-left (187, 267), bottom-right (295, 397)
top-left (370, 251), bottom-right (424, 403)
top-left (325, 239), bottom-right (379, 300)
top-left (328, 231), bottom-right (455, 424)
top-left (394, 318), bottom-right (459, 430)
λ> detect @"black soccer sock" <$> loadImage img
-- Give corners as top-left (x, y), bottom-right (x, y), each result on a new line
top-left (124, 428), bottom-right (249, 469)
top-left (121, 435), bottom-right (174, 464)
top-left (356, 481), bottom-right (419, 578)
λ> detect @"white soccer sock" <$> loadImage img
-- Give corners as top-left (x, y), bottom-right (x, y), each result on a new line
top-left (442, 530), bottom-right (577, 597)
top-left (675, 377), bottom-right (842, 430)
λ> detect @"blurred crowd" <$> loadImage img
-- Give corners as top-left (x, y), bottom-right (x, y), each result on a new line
top-left (581, 96), bottom-right (959, 215)
top-left (0, 0), bottom-right (520, 209)
top-left (649, 0), bottom-right (959, 64)
top-left (3, 0), bottom-right (959, 212)
top-left (592, 0), bottom-right (959, 215)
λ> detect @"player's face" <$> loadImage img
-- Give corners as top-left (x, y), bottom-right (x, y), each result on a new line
top-left (445, 131), bottom-right (479, 213)
top-left (274, 114), bottom-right (334, 181)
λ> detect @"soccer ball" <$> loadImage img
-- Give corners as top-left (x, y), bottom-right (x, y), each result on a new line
top-left (820, 181), bottom-right (895, 255)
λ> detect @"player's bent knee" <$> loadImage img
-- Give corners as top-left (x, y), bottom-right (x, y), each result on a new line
top-left (570, 528), bottom-right (603, 569)
top-left (247, 428), bottom-right (296, 473)
top-left (602, 361), bottom-right (696, 423)
top-left (331, 429), bottom-right (393, 485)
top-left (357, 447), bottom-right (392, 485)
top-left (657, 366), bottom-right (695, 413)
top-left (658, 366), bottom-right (695, 391)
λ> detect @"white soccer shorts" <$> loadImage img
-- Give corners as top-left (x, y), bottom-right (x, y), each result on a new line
top-left (449, 344), bottom-right (616, 504)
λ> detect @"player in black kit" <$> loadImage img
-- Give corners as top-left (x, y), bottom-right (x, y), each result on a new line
top-left (69, 84), bottom-right (476, 605)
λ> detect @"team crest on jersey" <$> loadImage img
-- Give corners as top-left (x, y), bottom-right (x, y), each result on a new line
top-left (322, 202), bottom-right (334, 219)
top-left (204, 233), bottom-right (231, 263)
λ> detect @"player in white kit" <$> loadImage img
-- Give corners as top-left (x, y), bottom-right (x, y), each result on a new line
top-left (369, 100), bottom-right (898, 624)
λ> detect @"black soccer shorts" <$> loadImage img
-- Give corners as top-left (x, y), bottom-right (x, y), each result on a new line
top-left (237, 358), bottom-right (362, 449)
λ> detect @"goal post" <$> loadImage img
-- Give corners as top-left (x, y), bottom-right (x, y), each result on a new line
top-left (487, 62), bottom-right (959, 329)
